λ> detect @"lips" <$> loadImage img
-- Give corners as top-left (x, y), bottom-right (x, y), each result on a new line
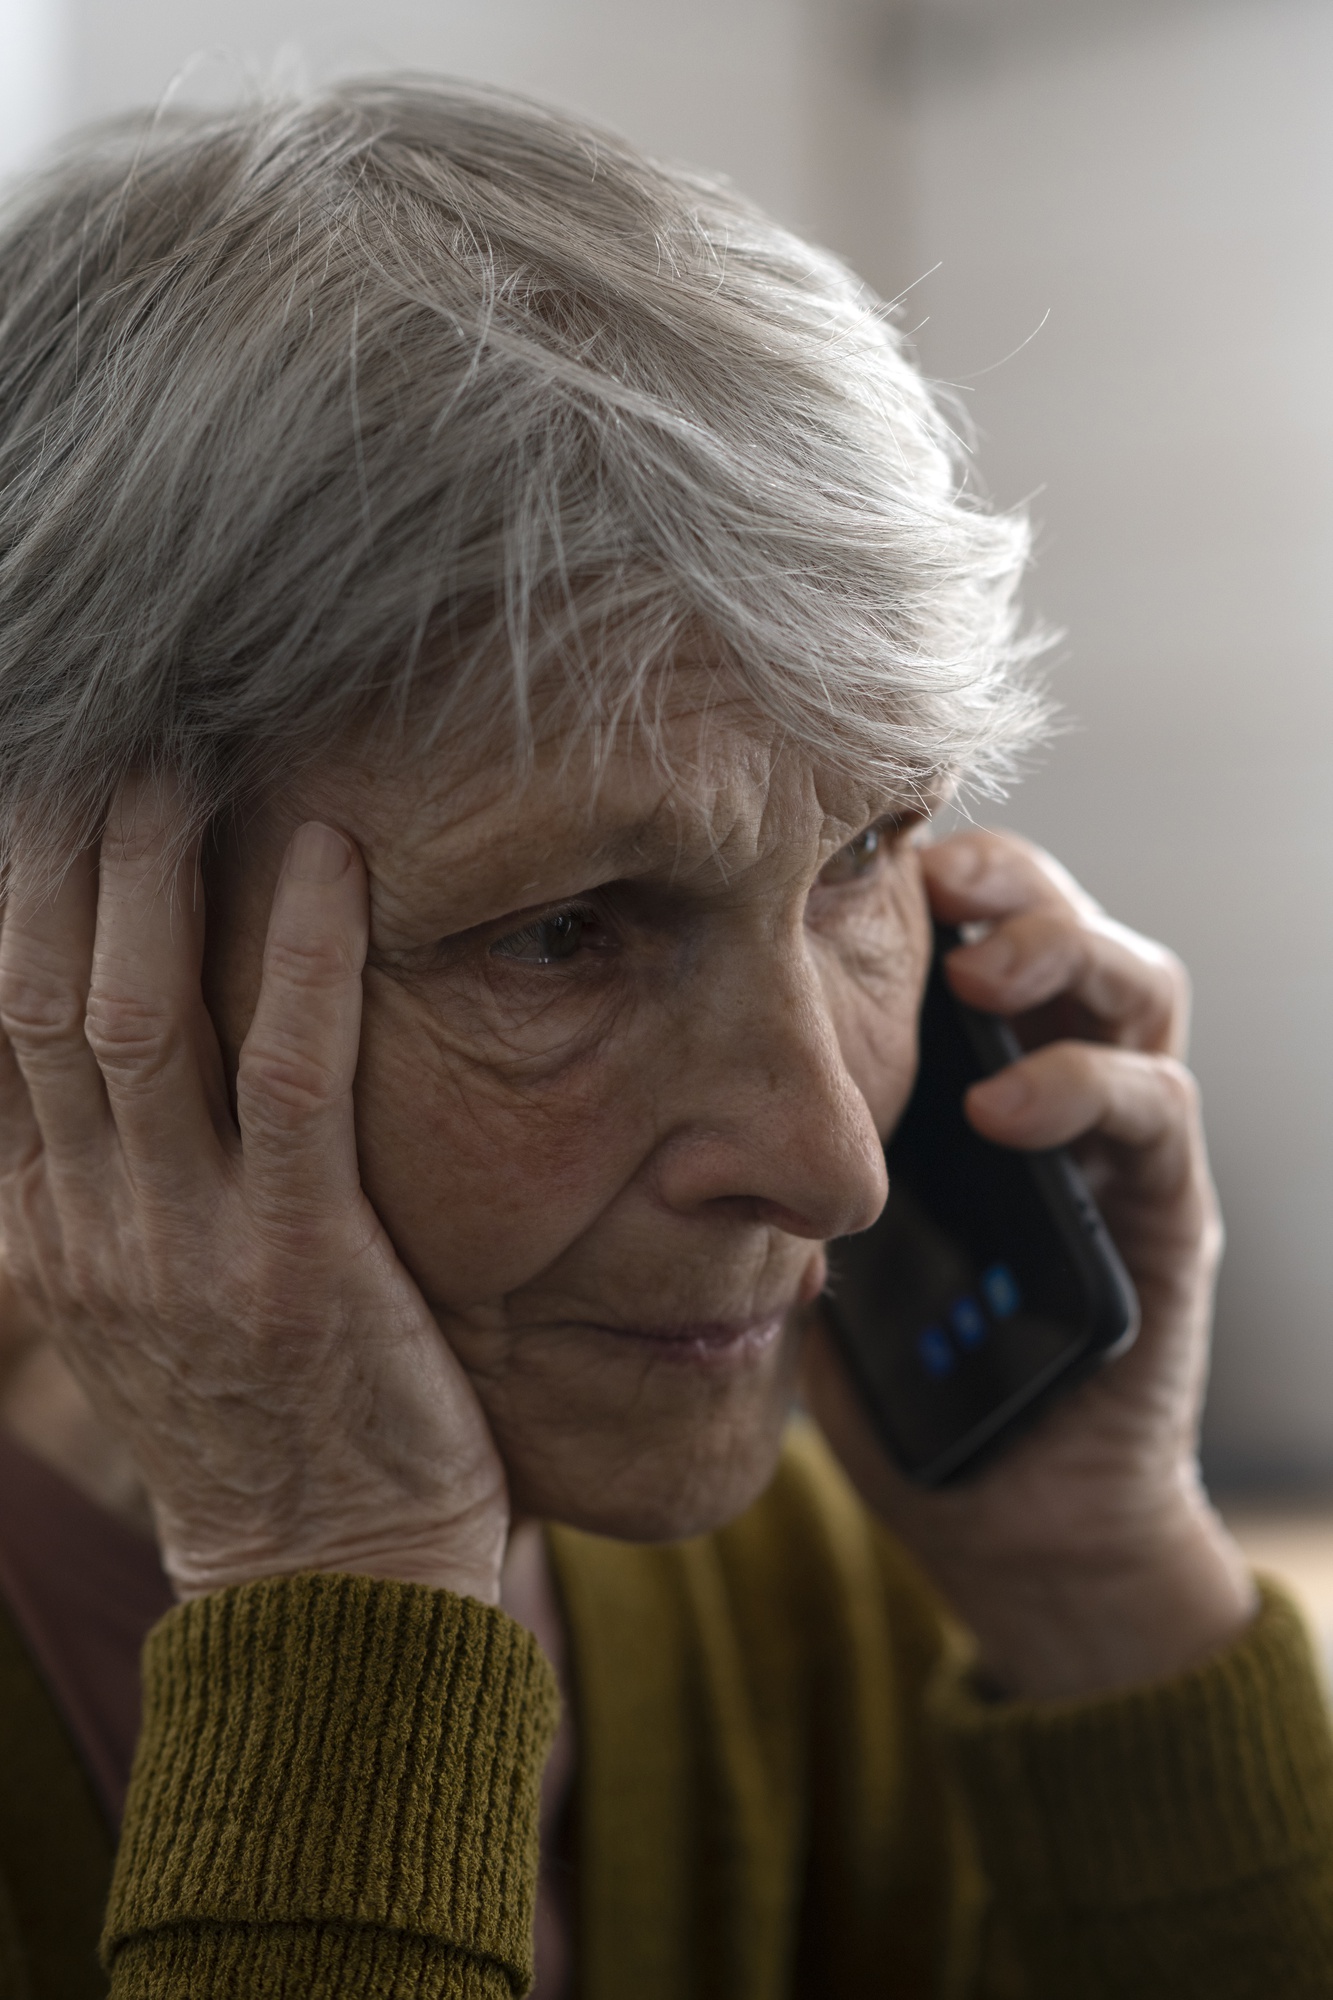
top-left (590, 1312), bottom-right (787, 1362)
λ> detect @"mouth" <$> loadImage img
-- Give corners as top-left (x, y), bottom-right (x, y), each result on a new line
top-left (587, 1312), bottom-right (788, 1366)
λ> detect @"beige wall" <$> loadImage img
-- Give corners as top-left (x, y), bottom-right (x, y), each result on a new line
top-left (0, 0), bottom-right (65, 180)
top-left (62, 0), bottom-right (809, 225)
top-left (8, 0), bottom-right (1333, 1479)
top-left (894, 0), bottom-right (1333, 1481)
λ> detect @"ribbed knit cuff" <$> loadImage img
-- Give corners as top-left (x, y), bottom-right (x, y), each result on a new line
top-left (934, 1578), bottom-right (1333, 1912)
top-left (102, 1573), bottom-right (560, 1993)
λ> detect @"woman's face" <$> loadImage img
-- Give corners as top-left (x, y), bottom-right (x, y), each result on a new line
top-left (207, 689), bottom-right (932, 1539)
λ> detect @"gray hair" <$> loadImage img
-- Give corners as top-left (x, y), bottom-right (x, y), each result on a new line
top-left (0, 76), bottom-right (1045, 870)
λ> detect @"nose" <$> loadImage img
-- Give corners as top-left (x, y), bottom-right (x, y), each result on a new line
top-left (649, 943), bottom-right (890, 1243)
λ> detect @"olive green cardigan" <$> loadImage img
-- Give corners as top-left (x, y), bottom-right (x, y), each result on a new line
top-left (3, 1424), bottom-right (1332, 1998)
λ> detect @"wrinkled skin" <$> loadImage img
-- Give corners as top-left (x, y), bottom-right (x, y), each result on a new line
top-left (205, 703), bottom-right (923, 1541)
top-left (0, 684), bottom-right (1253, 1695)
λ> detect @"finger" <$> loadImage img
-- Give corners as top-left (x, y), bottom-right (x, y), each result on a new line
top-left (922, 829), bottom-right (1100, 926)
top-left (945, 907), bottom-right (1189, 1056)
top-left (236, 822), bottom-right (368, 1217)
top-left (0, 1004), bottom-right (67, 1309)
top-left (0, 1011), bottom-right (42, 1174)
top-left (965, 1044), bottom-right (1201, 1195)
top-left (0, 892), bottom-right (42, 1182)
top-left (0, 843), bottom-right (110, 1172)
top-left (86, 775), bottom-right (227, 1187)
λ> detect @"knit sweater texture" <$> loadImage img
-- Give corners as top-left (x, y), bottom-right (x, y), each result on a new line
top-left (2, 1423), bottom-right (1331, 1997)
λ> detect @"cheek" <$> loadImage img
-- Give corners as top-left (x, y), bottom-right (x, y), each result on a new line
top-left (352, 975), bottom-right (655, 1307)
top-left (820, 862), bottom-right (930, 1138)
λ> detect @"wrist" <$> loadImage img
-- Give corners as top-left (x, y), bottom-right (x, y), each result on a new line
top-left (929, 1500), bottom-right (1258, 1701)
top-left (169, 1551), bottom-right (506, 1606)
top-left (160, 1505), bottom-right (509, 1607)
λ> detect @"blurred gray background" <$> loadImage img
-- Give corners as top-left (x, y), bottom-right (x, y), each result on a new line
top-left (4, 0), bottom-right (1331, 1485)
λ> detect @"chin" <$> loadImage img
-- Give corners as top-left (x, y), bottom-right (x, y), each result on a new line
top-left (510, 1425), bottom-right (792, 1541)
top-left (479, 1322), bottom-right (802, 1542)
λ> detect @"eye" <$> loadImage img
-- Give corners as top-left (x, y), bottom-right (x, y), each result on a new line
top-left (489, 904), bottom-right (602, 965)
top-left (818, 823), bottom-right (886, 887)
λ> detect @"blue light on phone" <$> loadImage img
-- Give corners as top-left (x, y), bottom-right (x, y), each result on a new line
top-left (981, 1263), bottom-right (1021, 1319)
top-left (949, 1296), bottom-right (987, 1348)
top-left (918, 1325), bottom-right (955, 1377)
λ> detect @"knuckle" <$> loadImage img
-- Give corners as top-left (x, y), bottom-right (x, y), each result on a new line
top-left (1154, 1053), bottom-right (1201, 1117)
top-left (0, 959), bottom-right (84, 1052)
top-left (975, 828), bottom-right (1050, 890)
top-left (264, 928), bottom-right (359, 992)
top-left (997, 829), bottom-right (1064, 887)
top-left (237, 1039), bottom-right (342, 1129)
top-left (83, 985), bottom-right (175, 1073)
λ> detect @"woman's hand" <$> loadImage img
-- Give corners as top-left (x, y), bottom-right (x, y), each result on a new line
top-left (0, 778), bottom-right (508, 1603)
top-left (804, 829), bottom-right (1256, 1699)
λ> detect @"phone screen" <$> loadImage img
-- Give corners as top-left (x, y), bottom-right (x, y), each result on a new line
top-left (825, 926), bottom-right (1138, 1484)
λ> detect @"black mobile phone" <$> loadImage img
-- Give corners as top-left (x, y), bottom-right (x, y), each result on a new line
top-left (824, 923), bottom-right (1139, 1486)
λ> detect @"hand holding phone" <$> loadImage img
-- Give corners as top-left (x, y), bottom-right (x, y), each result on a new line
top-left (804, 830), bottom-right (1253, 1700)
top-left (825, 921), bottom-right (1138, 1484)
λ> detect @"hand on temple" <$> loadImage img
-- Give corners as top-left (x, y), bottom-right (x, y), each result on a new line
top-left (0, 777), bottom-right (510, 1605)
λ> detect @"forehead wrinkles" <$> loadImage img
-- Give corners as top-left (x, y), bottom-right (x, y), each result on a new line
top-left (389, 706), bottom-right (784, 878)
top-left (573, 735), bottom-right (882, 893)
top-left (593, 696), bottom-right (893, 864)
top-left (318, 705), bottom-right (894, 909)
top-left (686, 765), bottom-right (860, 887)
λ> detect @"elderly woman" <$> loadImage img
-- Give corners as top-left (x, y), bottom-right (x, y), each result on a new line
top-left (0, 77), bottom-right (1328, 2000)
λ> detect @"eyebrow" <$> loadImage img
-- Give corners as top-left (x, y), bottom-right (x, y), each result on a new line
top-left (369, 808), bottom-right (697, 947)
top-left (375, 780), bottom-right (924, 948)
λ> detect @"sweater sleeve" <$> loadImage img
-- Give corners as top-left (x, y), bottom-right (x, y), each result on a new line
top-left (101, 1572), bottom-right (560, 2000)
top-left (932, 1579), bottom-right (1333, 1999)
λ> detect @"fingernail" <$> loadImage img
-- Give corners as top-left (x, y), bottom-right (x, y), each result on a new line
top-left (287, 822), bottom-right (352, 884)
top-left (971, 1067), bottom-right (1030, 1115)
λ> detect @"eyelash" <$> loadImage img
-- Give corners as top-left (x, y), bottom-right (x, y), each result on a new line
top-left (488, 901), bottom-right (609, 966)
top-left (815, 820), bottom-right (900, 887)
